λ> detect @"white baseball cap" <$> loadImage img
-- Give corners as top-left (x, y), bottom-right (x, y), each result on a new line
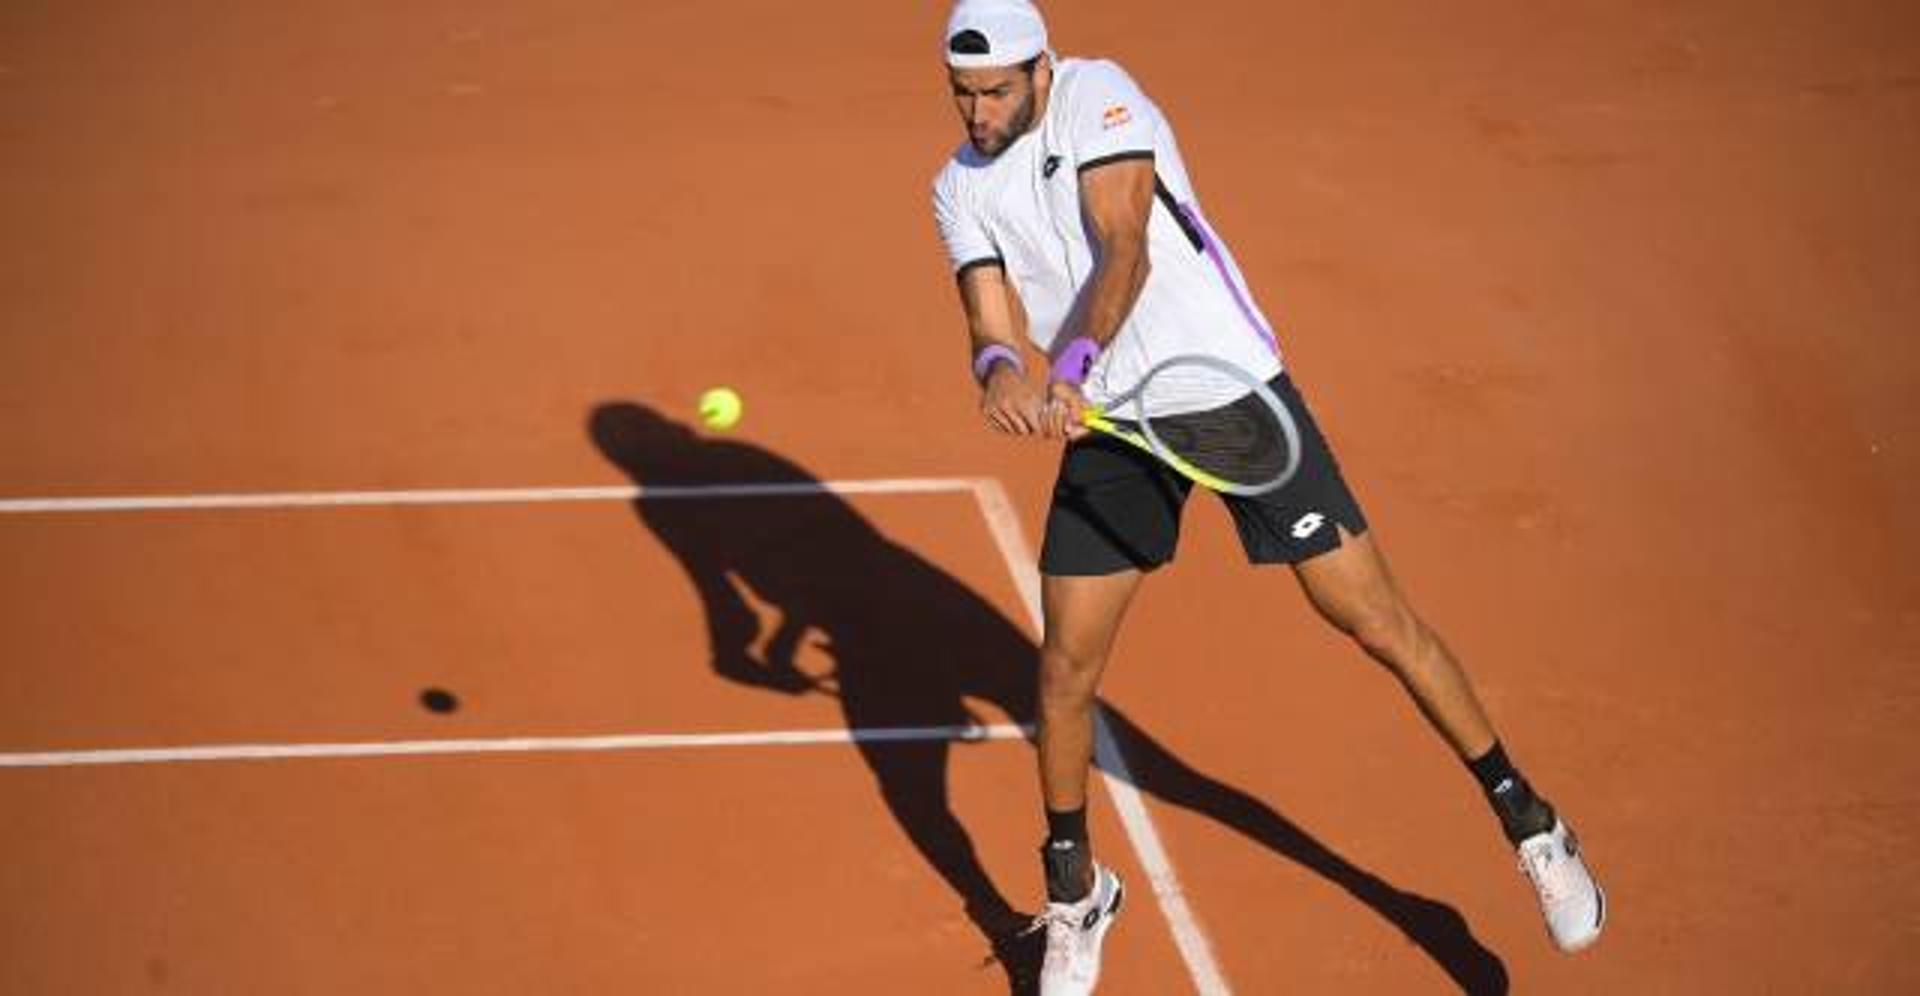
top-left (944, 0), bottom-right (1050, 69)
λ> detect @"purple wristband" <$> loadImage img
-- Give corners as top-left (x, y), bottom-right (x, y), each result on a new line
top-left (972, 343), bottom-right (1023, 384)
top-left (1050, 337), bottom-right (1101, 386)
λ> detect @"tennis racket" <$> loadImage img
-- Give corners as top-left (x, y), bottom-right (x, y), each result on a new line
top-left (1079, 353), bottom-right (1303, 496)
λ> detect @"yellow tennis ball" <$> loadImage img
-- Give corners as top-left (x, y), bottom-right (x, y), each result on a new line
top-left (697, 387), bottom-right (743, 430)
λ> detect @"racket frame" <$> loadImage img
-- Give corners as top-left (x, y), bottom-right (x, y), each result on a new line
top-left (1080, 353), bottom-right (1303, 496)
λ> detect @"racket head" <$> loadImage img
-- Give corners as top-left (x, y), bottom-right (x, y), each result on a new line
top-left (1089, 354), bottom-right (1302, 496)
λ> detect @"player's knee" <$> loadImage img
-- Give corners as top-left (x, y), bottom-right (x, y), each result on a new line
top-left (1038, 643), bottom-right (1103, 710)
top-left (1344, 602), bottom-right (1422, 665)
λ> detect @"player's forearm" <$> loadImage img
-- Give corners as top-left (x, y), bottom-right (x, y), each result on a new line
top-left (955, 265), bottom-right (1030, 382)
top-left (1065, 242), bottom-right (1150, 350)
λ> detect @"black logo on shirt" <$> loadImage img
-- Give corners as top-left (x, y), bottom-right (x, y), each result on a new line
top-left (1042, 154), bottom-right (1062, 178)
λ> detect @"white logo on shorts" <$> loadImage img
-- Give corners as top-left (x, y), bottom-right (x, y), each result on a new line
top-left (1291, 512), bottom-right (1327, 540)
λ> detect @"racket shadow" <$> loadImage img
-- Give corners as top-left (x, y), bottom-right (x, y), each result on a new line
top-left (588, 401), bottom-right (1506, 994)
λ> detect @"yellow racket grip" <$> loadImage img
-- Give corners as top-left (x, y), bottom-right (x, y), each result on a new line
top-left (1081, 409), bottom-right (1144, 450)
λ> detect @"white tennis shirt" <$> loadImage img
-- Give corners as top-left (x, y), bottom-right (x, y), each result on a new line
top-left (933, 57), bottom-right (1285, 413)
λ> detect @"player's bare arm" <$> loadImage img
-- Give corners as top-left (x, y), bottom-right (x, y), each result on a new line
top-left (1047, 155), bottom-right (1155, 437)
top-left (956, 261), bottom-right (1046, 435)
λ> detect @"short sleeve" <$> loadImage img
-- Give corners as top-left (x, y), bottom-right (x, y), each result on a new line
top-left (932, 167), bottom-right (1000, 273)
top-left (1064, 61), bottom-right (1157, 171)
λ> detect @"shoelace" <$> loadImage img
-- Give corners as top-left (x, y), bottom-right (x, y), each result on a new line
top-left (1518, 838), bottom-right (1568, 905)
top-left (1024, 905), bottom-right (1084, 967)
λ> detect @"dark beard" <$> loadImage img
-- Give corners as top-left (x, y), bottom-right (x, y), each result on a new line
top-left (971, 88), bottom-right (1037, 157)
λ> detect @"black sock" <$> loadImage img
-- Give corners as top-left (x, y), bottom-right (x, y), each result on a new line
top-left (1467, 742), bottom-right (1556, 844)
top-left (1042, 807), bottom-right (1091, 903)
top-left (1045, 806), bottom-right (1088, 848)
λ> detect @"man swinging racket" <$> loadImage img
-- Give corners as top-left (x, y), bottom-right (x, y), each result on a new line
top-left (928, 2), bottom-right (1605, 991)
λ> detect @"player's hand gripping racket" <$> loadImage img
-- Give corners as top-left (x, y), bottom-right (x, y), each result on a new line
top-left (1078, 353), bottom-right (1303, 495)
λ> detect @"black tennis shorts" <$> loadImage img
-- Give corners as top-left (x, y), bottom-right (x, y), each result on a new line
top-left (1039, 370), bottom-right (1369, 575)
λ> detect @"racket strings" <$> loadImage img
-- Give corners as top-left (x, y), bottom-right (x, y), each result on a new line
top-left (1144, 391), bottom-right (1291, 485)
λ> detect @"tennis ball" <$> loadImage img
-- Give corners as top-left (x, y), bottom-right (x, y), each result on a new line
top-left (698, 386), bottom-right (744, 430)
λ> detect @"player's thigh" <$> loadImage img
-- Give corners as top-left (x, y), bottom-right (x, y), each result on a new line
top-left (1040, 569), bottom-right (1146, 669)
top-left (1291, 528), bottom-right (1412, 638)
top-left (1039, 433), bottom-right (1193, 577)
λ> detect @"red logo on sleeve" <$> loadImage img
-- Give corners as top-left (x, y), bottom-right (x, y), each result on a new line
top-left (1101, 104), bottom-right (1132, 130)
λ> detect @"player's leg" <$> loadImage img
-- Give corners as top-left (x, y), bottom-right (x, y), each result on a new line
top-left (1035, 432), bottom-right (1187, 890)
top-left (1030, 435), bottom-right (1188, 992)
top-left (1290, 530), bottom-right (1553, 838)
top-left (1026, 570), bottom-right (1135, 994)
top-left (1228, 372), bottom-right (1605, 951)
top-left (1225, 371), bottom-right (1603, 951)
top-left (1290, 528), bottom-right (1497, 760)
top-left (1037, 569), bottom-right (1143, 895)
top-left (1291, 528), bottom-right (1604, 951)
top-left (1225, 373), bottom-right (1535, 827)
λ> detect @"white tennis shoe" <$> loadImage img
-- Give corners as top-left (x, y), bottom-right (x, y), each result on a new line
top-left (1032, 863), bottom-right (1124, 995)
top-left (1517, 818), bottom-right (1606, 952)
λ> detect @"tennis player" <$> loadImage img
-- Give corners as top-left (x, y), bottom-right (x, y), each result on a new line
top-left (929, 2), bottom-right (1604, 990)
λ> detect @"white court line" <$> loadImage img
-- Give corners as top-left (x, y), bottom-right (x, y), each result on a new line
top-left (0, 474), bottom-right (1229, 993)
top-left (0, 723), bottom-right (1032, 769)
top-left (0, 477), bottom-right (980, 514)
top-left (968, 479), bottom-right (1231, 996)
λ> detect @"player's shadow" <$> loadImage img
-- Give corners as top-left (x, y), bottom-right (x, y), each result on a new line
top-left (589, 401), bottom-right (1509, 994)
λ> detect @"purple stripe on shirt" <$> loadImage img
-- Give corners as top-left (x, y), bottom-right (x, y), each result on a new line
top-left (1178, 202), bottom-right (1280, 356)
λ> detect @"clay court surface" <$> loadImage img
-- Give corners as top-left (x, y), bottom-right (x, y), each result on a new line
top-left (3, 2), bottom-right (1917, 992)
